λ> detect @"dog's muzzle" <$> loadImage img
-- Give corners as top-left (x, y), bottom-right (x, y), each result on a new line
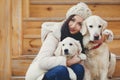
top-left (94, 35), bottom-right (99, 40)
top-left (64, 49), bottom-right (69, 55)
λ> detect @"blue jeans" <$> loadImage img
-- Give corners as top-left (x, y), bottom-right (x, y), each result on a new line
top-left (42, 64), bottom-right (84, 80)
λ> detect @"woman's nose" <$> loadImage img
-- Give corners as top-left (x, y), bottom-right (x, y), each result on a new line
top-left (71, 23), bottom-right (76, 28)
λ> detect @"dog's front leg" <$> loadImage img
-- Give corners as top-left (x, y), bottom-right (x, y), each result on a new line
top-left (100, 70), bottom-right (108, 80)
top-left (67, 67), bottom-right (77, 80)
top-left (83, 67), bottom-right (91, 80)
top-left (108, 53), bottom-right (116, 78)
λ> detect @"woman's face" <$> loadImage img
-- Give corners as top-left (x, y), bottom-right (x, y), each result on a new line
top-left (68, 15), bottom-right (84, 34)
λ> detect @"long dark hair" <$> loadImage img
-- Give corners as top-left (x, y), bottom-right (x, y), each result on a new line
top-left (61, 15), bottom-right (85, 53)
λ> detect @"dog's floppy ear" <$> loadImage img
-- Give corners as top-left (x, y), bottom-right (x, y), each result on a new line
top-left (54, 42), bottom-right (62, 56)
top-left (74, 40), bottom-right (82, 54)
top-left (102, 20), bottom-right (108, 31)
top-left (80, 20), bottom-right (87, 36)
top-left (98, 16), bottom-right (108, 31)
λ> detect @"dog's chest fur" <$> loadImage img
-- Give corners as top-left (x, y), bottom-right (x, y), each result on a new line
top-left (83, 35), bottom-right (110, 79)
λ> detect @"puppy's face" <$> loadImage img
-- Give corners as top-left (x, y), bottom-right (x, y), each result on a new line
top-left (61, 38), bottom-right (79, 57)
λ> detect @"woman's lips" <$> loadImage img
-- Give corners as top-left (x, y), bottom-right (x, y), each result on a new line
top-left (70, 29), bottom-right (75, 32)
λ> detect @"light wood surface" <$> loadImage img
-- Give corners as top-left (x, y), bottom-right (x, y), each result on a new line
top-left (30, 4), bottom-right (120, 18)
top-left (12, 0), bottom-right (22, 57)
top-left (0, 0), bottom-right (11, 80)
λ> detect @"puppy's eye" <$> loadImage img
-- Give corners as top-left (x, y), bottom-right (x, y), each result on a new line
top-left (62, 44), bottom-right (64, 46)
top-left (89, 25), bottom-right (93, 28)
top-left (69, 43), bottom-right (73, 46)
top-left (98, 25), bottom-right (102, 28)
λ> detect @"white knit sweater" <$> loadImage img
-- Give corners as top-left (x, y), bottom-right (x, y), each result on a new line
top-left (25, 21), bottom-right (67, 80)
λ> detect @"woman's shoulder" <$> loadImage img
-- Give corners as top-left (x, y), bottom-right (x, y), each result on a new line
top-left (41, 21), bottom-right (64, 42)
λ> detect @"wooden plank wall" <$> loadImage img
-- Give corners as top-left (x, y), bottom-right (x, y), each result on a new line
top-left (0, 0), bottom-right (11, 80)
top-left (11, 0), bottom-right (120, 80)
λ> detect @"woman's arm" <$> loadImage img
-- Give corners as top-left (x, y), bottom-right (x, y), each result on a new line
top-left (66, 55), bottom-right (81, 66)
top-left (33, 33), bottom-right (66, 70)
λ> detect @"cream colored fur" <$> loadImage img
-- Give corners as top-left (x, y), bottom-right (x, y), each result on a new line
top-left (81, 15), bottom-right (116, 80)
top-left (54, 37), bottom-right (86, 80)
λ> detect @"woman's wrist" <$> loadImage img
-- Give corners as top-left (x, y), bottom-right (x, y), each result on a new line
top-left (66, 55), bottom-right (81, 66)
top-left (66, 59), bottom-right (71, 66)
top-left (77, 55), bottom-right (81, 60)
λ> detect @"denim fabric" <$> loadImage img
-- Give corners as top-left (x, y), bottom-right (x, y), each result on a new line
top-left (43, 64), bottom-right (84, 80)
top-left (42, 65), bottom-right (70, 80)
top-left (70, 64), bottom-right (85, 80)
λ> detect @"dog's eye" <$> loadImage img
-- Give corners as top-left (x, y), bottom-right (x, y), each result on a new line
top-left (62, 44), bottom-right (65, 46)
top-left (98, 25), bottom-right (102, 28)
top-left (69, 43), bottom-right (73, 46)
top-left (89, 25), bottom-right (93, 28)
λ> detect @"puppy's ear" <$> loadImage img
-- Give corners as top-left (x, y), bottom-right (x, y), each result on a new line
top-left (54, 42), bottom-right (62, 56)
top-left (74, 40), bottom-right (82, 54)
top-left (80, 20), bottom-right (87, 36)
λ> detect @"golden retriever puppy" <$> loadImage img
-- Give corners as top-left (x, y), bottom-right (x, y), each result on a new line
top-left (54, 37), bottom-right (86, 80)
top-left (80, 15), bottom-right (116, 80)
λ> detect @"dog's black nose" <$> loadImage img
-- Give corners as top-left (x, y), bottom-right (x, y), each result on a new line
top-left (64, 49), bottom-right (69, 55)
top-left (94, 35), bottom-right (99, 40)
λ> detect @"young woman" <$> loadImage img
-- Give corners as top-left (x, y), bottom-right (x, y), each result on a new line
top-left (25, 2), bottom-right (92, 80)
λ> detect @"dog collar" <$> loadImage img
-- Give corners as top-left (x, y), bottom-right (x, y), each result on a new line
top-left (90, 42), bottom-right (102, 50)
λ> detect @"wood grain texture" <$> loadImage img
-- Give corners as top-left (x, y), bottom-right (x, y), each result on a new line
top-left (22, 0), bottom-right (30, 18)
top-left (12, 0), bottom-right (22, 57)
top-left (23, 39), bottom-right (41, 55)
top-left (30, 4), bottom-right (120, 18)
top-left (0, 0), bottom-right (11, 80)
top-left (30, 0), bottom-right (120, 4)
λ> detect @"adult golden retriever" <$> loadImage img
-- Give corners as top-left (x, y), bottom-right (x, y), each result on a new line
top-left (80, 15), bottom-right (116, 80)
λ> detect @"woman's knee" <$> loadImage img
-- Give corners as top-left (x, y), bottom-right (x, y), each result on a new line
top-left (50, 65), bottom-right (68, 74)
top-left (70, 64), bottom-right (85, 80)
top-left (43, 65), bottom-right (70, 80)
top-left (70, 64), bottom-right (84, 72)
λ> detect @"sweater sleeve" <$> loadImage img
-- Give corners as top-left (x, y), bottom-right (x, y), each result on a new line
top-left (33, 32), bottom-right (66, 70)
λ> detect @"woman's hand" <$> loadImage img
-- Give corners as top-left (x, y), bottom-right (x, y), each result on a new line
top-left (66, 55), bottom-right (81, 66)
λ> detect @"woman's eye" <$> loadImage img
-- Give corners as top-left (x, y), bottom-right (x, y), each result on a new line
top-left (78, 22), bottom-right (82, 26)
top-left (71, 18), bottom-right (75, 22)
top-left (69, 43), bottom-right (73, 46)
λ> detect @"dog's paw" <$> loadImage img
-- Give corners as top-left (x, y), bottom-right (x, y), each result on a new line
top-left (103, 29), bottom-right (114, 42)
top-left (67, 67), bottom-right (77, 80)
top-left (79, 53), bottom-right (87, 60)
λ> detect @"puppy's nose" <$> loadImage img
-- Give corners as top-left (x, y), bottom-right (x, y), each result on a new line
top-left (94, 35), bottom-right (99, 40)
top-left (64, 49), bottom-right (69, 55)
